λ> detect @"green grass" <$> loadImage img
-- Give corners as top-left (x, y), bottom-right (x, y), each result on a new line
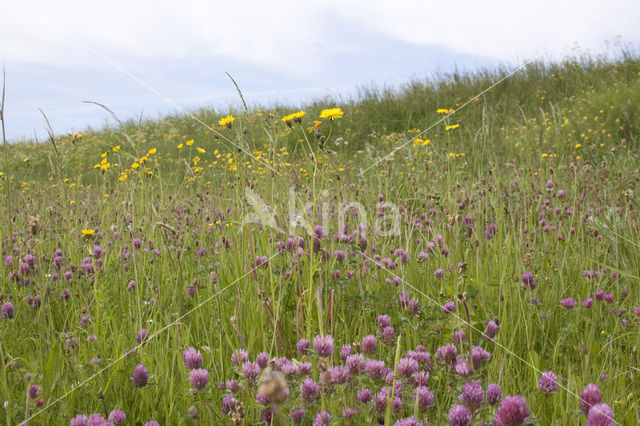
top-left (0, 51), bottom-right (639, 425)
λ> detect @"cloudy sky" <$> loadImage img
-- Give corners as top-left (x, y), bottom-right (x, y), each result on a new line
top-left (1, 0), bottom-right (638, 141)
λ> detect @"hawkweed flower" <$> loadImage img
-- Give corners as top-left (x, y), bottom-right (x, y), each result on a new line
top-left (494, 395), bottom-right (530, 425)
top-left (580, 383), bottom-right (603, 414)
top-left (183, 347), bottom-right (203, 370)
top-left (219, 115), bottom-right (235, 128)
top-left (189, 369), bottom-right (209, 391)
top-left (486, 383), bottom-right (502, 405)
top-left (586, 403), bottom-right (614, 426)
top-left (449, 404), bottom-right (473, 426)
top-left (537, 371), bottom-right (558, 394)
top-left (319, 108), bottom-right (343, 120)
top-left (131, 364), bottom-right (149, 388)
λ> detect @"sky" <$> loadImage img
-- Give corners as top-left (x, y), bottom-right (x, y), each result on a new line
top-left (1, 0), bottom-right (639, 141)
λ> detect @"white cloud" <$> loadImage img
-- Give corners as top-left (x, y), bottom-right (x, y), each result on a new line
top-left (2, 0), bottom-right (638, 70)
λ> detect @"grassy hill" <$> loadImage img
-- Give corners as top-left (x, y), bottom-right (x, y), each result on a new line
top-left (0, 52), bottom-right (639, 425)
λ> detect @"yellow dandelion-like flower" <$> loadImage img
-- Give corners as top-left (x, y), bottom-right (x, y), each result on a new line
top-left (219, 115), bottom-right (235, 127)
top-left (147, 148), bottom-right (157, 155)
top-left (119, 172), bottom-right (128, 181)
top-left (81, 229), bottom-right (95, 236)
top-left (131, 162), bottom-right (139, 169)
top-left (575, 143), bottom-right (582, 149)
top-left (437, 108), bottom-right (454, 114)
top-left (100, 152), bottom-right (108, 159)
top-left (112, 145), bottom-right (120, 152)
top-left (23, 158), bottom-right (31, 164)
top-left (445, 124), bottom-right (459, 131)
top-left (319, 108), bottom-right (343, 120)
top-left (196, 147), bottom-right (206, 154)
top-left (293, 111), bottom-right (306, 120)
top-left (186, 139), bottom-right (194, 146)
top-left (282, 113), bottom-right (295, 124)
top-left (177, 143), bottom-right (184, 149)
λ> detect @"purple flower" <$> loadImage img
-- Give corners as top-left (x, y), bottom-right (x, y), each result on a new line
top-left (382, 326), bottom-right (395, 345)
top-left (108, 410), bottom-right (126, 425)
top-left (413, 370), bottom-right (430, 386)
top-left (136, 328), bottom-right (148, 344)
top-left (87, 413), bottom-right (105, 425)
top-left (189, 368), bottom-right (209, 391)
top-left (290, 408), bottom-right (306, 424)
top-left (297, 338), bottom-right (309, 354)
top-left (561, 298), bottom-right (578, 309)
top-left (454, 361), bottom-right (472, 379)
top-left (362, 335), bottom-right (377, 354)
top-left (346, 354), bottom-right (366, 374)
top-left (342, 407), bottom-right (355, 418)
top-left (452, 330), bottom-right (465, 343)
top-left (301, 378), bottom-right (319, 403)
top-left (434, 268), bottom-right (444, 279)
top-left (415, 386), bottom-right (435, 412)
top-left (4, 255), bottom-right (12, 267)
top-left (582, 298), bottom-right (593, 308)
top-left (70, 414), bottom-right (88, 426)
top-left (231, 349), bottom-right (249, 365)
top-left (408, 298), bottom-right (421, 315)
top-left (537, 371), bottom-right (558, 393)
top-left (521, 271), bottom-right (537, 290)
top-left (340, 344), bottom-right (352, 361)
top-left (486, 383), bottom-right (502, 405)
top-left (328, 366), bottom-right (350, 384)
top-left (396, 357), bottom-right (419, 378)
top-left (436, 344), bottom-right (457, 364)
top-left (131, 364), bottom-right (148, 388)
top-left (546, 180), bottom-right (554, 189)
top-left (494, 395), bottom-right (530, 425)
top-left (441, 301), bottom-right (455, 313)
top-left (313, 335), bottom-right (334, 357)
top-left (365, 359), bottom-right (387, 380)
top-left (483, 320), bottom-right (500, 340)
top-left (449, 404), bottom-right (473, 426)
top-left (313, 411), bottom-right (330, 426)
top-left (580, 383), bottom-right (603, 414)
top-left (586, 403), bottom-right (614, 426)
top-left (256, 351), bottom-right (269, 368)
top-left (28, 385), bottom-right (41, 400)
top-left (242, 361), bottom-right (261, 387)
top-left (145, 422), bottom-right (159, 426)
top-left (1, 302), bottom-right (14, 319)
top-left (357, 388), bottom-right (372, 403)
top-left (182, 347), bottom-right (203, 370)
top-left (378, 314), bottom-right (391, 331)
top-left (471, 346), bottom-right (491, 366)
top-left (460, 381), bottom-right (483, 412)
top-left (603, 293), bottom-right (615, 303)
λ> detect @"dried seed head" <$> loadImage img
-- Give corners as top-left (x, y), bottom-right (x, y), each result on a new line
top-left (523, 253), bottom-right (532, 266)
top-left (187, 405), bottom-right (199, 419)
top-left (257, 368), bottom-right (288, 404)
top-left (28, 217), bottom-right (40, 235)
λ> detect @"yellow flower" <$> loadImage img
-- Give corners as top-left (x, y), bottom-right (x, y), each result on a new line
top-left (186, 139), bottom-right (194, 146)
top-left (23, 158), bottom-right (31, 164)
top-left (282, 113), bottom-right (296, 125)
top-left (319, 108), bottom-right (344, 120)
top-left (118, 172), bottom-right (128, 181)
top-left (177, 143), bottom-right (184, 149)
top-left (112, 145), bottom-right (120, 152)
top-left (575, 143), bottom-right (582, 148)
top-left (147, 148), bottom-right (157, 155)
top-left (445, 124), bottom-right (459, 131)
top-left (81, 229), bottom-right (95, 236)
top-left (131, 162), bottom-right (139, 169)
top-left (193, 156), bottom-right (200, 165)
top-left (100, 152), bottom-right (107, 158)
top-left (69, 200), bottom-right (75, 205)
top-left (437, 108), bottom-right (454, 114)
top-left (196, 147), bottom-right (206, 154)
top-left (293, 111), bottom-right (306, 120)
top-left (219, 115), bottom-right (235, 127)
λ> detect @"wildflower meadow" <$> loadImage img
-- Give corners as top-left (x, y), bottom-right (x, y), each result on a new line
top-left (1, 53), bottom-right (639, 425)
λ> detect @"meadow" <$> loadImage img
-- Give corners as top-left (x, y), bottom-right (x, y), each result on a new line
top-left (0, 52), bottom-right (639, 425)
